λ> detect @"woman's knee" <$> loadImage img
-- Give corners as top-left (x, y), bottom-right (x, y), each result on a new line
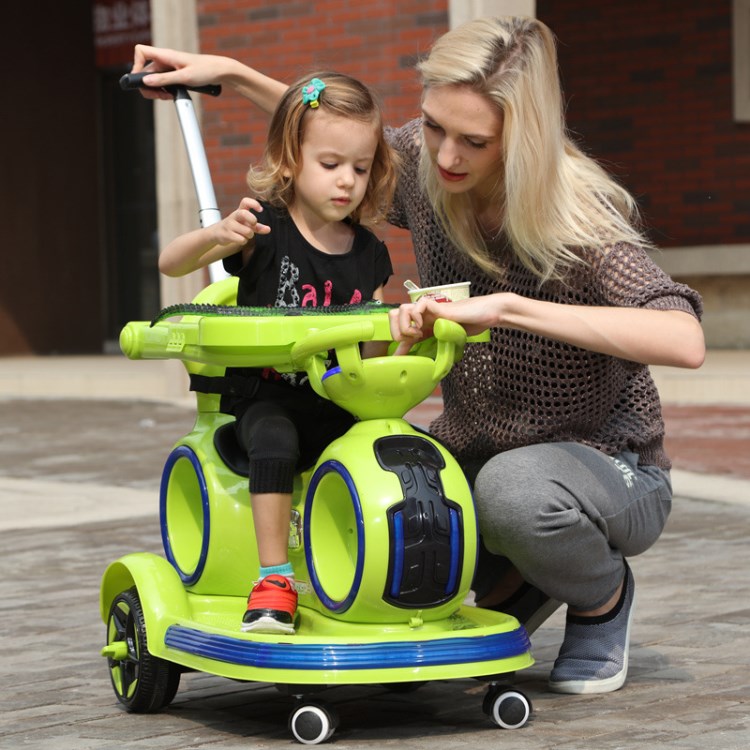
top-left (474, 445), bottom-right (571, 510)
top-left (475, 448), bottom-right (561, 538)
top-left (473, 444), bottom-right (594, 551)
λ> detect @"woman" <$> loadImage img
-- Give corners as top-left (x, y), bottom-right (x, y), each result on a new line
top-left (132, 16), bottom-right (704, 694)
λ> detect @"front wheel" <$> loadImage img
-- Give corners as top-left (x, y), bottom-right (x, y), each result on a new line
top-left (104, 586), bottom-right (180, 712)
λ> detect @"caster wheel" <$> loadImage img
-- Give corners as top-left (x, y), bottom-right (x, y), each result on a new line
top-left (289, 702), bottom-right (338, 745)
top-left (483, 686), bottom-right (532, 729)
top-left (104, 586), bottom-right (181, 713)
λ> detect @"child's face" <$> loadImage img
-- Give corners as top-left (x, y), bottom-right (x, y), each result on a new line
top-left (292, 111), bottom-right (378, 225)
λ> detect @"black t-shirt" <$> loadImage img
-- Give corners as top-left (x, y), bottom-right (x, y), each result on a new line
top-left (220, 202), bottom-right (393, 407)
top-left (223, 202), bottom-right (392, 308)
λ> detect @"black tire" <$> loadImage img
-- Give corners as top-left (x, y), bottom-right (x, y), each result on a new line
top-left (483, 686), bottom-right (532, 729)
top-left (289, 702), bottom-right (338, 745)
top-left (105, 586), bottom-right (181, 713)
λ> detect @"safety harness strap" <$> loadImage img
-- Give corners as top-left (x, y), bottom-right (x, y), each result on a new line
top-left (189, 373), bottom-right (261, 399)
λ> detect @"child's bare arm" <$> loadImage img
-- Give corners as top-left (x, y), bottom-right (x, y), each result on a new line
top-left (158, 197), bottom-right (270, 277)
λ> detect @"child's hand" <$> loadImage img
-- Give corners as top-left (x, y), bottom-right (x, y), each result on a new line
top-left (211, 198), bottom-right (271, 246)
top-left (388, 302), bottom-right (430, 355)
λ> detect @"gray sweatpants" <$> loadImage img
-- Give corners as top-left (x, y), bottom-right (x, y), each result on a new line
top-left (469, 442), bottom-right (672, 611)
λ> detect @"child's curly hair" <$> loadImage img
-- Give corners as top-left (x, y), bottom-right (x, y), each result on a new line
top-left (247, 71), bottom-right (398, 225)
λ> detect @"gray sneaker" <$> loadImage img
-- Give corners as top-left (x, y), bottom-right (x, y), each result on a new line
top-left (548, 563), bottom-right (635, 694)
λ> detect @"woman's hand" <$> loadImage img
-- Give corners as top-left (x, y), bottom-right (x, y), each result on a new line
top-left (131, 45), bottom-right (235, 100)
top-left (388, 295), bottom-right (503, 354)
top-left (130, 44), bottom-right (288, 112)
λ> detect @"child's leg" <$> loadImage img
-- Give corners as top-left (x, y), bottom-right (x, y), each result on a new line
top-left (235, 401), bottom-right (300, 633)
top-left (243, 488), bottom-right (298, 634)
top-left (251, 492), bottom-right (293, 568)
top-left (236, 399), bottom-right (299, 568)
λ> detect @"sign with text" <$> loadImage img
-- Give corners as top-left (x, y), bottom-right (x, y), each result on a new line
top-left (93, 0), bottom-right (151, 68)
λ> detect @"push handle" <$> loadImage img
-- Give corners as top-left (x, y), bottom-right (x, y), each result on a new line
top-left (119, 71), bottom-right (221, 98)
top-left (120, 70), bottom-right (227, 282)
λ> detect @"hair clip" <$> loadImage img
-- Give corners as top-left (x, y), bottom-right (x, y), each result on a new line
top-left (302, 78), bottom-right (326, 108)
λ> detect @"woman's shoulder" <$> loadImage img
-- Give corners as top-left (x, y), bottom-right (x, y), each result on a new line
top-left (586, 241), bottom-right (703, 316)
top-left (385, 118), bottom-right (422, 161)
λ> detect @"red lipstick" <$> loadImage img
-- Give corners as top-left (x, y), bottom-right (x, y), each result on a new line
top-left (438, 165), bottom-right (467, 182)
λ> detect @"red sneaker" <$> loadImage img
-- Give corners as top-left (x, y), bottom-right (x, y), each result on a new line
top-left (241, 574), bottom-right (298, 634)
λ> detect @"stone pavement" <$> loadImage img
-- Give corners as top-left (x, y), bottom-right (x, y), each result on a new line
top-left (1, 354), bottom-right (749, 749)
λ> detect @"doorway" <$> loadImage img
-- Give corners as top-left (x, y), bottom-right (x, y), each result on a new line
top-left (98, 67), bottom-right (159, 347)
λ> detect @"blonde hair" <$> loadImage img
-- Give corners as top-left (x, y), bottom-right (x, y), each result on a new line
top-left (417, 16), bottom-right (651, 282)
top-left (248, 71), bottom-right (398, 225)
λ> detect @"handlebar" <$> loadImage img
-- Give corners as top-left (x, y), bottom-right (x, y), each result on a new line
top-left (120, 308), bottom-right (486, 418)
top-left (119, 71), bottom-right (222, 98)
top-left (119, 311), bottom-right (393, 370)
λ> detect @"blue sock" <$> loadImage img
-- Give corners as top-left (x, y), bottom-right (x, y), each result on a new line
top-left (259, 562), bottom-right (294, 580)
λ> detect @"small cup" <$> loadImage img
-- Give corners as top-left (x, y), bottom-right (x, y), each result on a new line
top-left (407, 280), bottom-right (471, 303)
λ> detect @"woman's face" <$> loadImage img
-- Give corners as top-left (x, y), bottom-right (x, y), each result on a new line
top-left (421, 84), bottom-right (504, 202)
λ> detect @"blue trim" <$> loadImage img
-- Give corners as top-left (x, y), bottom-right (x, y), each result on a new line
top-left (446, 508), bottom-right (460, 594)
top-left (304, 460), bottom-right (365, 613)
top-left (160, 445), bottom-right (211, 586)
top-left (321, 366), bottom-right (341, 382)
top-left (390, 512), bottom-right (404, 598)
top-left (164, 624), bottom-right (531, 670)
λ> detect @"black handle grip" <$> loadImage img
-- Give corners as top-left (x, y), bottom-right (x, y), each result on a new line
top-left (119, 72), bottom-right (221, 98)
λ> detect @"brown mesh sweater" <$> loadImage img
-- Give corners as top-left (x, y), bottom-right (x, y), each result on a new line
top-left (387, 119), bottom-right (703, 470)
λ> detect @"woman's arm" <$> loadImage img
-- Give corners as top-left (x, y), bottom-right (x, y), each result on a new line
top-left (159, 197), bottom-right (270, 277)
top-left (389, 293), bottom-right (706, 369)
top-left (131, 44), bottom-right (288, 111)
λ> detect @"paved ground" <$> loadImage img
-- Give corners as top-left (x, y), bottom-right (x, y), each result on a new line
top-left (661, 404), bottom-right (750, 480)
top-left (1, 395), bottom-right (749, 749)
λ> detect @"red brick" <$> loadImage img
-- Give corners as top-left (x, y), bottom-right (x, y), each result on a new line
top-left (538, 0), bottom-right (750, 249)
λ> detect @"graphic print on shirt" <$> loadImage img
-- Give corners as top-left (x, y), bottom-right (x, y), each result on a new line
top-left (275, 256), bottom-right (365, 309)
top-left (273, 255), bottom-right (365, 387)
top-left (301, 280), bottom-right (332, 307)
top-left (275, 256), bottom-right (301, 307)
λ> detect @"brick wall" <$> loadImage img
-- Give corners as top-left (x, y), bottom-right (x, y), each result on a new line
top-left (196, 0), bottom-right (449, 302)
top-left (195, 2), bottom-right (750, 285)
top-left (537, 0), bottom-right (750, 249)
